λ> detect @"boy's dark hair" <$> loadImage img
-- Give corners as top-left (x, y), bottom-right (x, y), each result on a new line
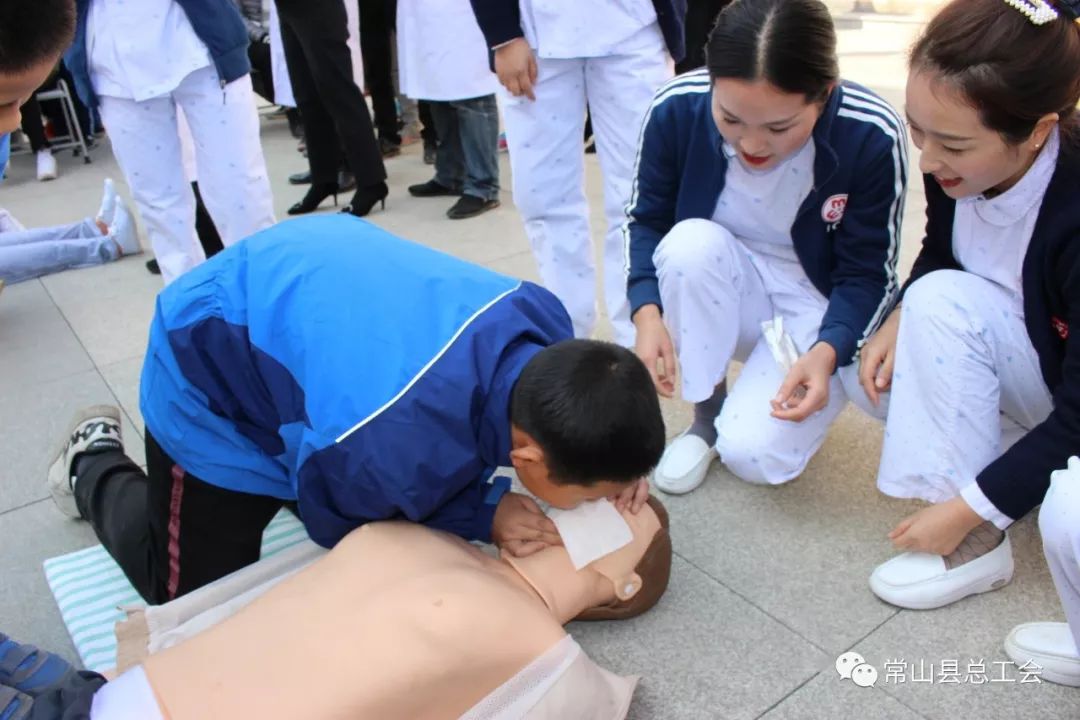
top-left (510, 339), bottom-right (665, 486)
top-left (706, 0), bottom-right (838, 104)
top-left (0, 0), bottom-right (76, 73)
top-left (910, 0), bottom-right (1080, 145)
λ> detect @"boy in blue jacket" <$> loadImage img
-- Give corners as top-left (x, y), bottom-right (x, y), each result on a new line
top-left (47, 215), bottom-right (666, 604)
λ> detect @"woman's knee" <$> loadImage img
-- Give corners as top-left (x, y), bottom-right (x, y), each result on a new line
top-left (654, 219), bottom-right (739, 284)
top-left (715, 422), bottom-right (806, 486)
top-left (901, 270), bottom-right (989, 331)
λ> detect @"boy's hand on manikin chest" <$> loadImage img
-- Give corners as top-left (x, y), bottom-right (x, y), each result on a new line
top-left (492, 492), bottom-right (563, 557)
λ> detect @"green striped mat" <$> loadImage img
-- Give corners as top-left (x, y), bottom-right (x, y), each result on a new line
top-left (42, 510), bottom-right (310, 672)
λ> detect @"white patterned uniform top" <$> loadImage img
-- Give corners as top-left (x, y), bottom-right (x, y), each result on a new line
top-left (711, 138), bottom-right (825, 306)
top-left (397, 0), bottom-right (498, 101)
top-left (952, 126), bottom-right (1060, 309)
top-left (87, 0), bottom-right (213, 102)
top-left (517, 0), bottom-right (660, 58)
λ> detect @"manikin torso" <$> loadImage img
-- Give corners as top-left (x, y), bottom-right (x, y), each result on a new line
top-left (145, 522), bottom-right (567, 720)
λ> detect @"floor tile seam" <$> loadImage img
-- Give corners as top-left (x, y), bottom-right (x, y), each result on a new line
top-left (483, 248), bottom-right (535, 265)
top-left (0, 496), bottom-right (50, 519)
top-left (672, 550), bottom-right (832, 656)
top-left (121, 407), bottom-right (145, 441)
top-left (39, 280), bottom-right (136, 435)
top-left (752, 670), bottom-right (822, 719)
top-left (836, 608), bottom-right (934, 718)
top-left (40, 280), bottom-right (100, 368)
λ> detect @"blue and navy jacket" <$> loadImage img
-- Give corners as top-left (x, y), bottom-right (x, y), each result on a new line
top-left (0, 134), bottom-right (9, 180)
top-left (468, 0), bottom-right (687, 63)
top-left (140, 216), bottom-right (574, 548)
top-left (625, 70), bottom-right (909, 366)
top-left (903, 145), bottom-right (1080, 523)
top-left (64, 0), bottom-right (252, 109)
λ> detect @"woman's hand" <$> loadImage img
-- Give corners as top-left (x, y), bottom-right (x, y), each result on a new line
top-left (770, 342), bottom-right (836, 422)
top-left (633, 305), bottom-right (677, 398)
top-left (888, 496), bottom-right (986, 557)
top-left (859, 307), bottom-right (901, 408)
top-left (493, 38), bottom-right (538, 100)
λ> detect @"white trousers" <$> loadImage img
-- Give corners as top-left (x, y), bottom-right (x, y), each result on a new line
top-left (0, 217), bottom-right (116, 284)
top-left (877, 270), bottom-right (1053, 527)
top-left (98, 66), bottom-right (275, 284)
top-left (268, 0), bottom-right (296, 107)
top-left (656, 219), bottom-right (876, 485)
top-left (1040, 466), bottom-right (1080, 651)
top-left (498, 32), bottom-right (672, 347)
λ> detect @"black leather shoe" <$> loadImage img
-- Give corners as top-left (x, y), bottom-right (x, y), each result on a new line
top-left (447, 194), bottom-right (500, 220)
top-left (408, 179), bottom-right (460, 198)
top-left (288, 170), bottom-right (312, 185)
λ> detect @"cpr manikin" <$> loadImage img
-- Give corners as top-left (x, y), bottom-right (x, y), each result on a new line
top-left (90, 498), bottom-right (672, 719)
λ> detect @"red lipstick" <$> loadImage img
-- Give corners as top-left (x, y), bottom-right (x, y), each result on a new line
top-left (936, 176), bottom-right (962, 189)
top-left (742, 152), bottom-right (770, 167)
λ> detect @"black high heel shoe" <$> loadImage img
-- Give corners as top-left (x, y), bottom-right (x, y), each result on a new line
top-left (341, 182), bottom-right (389, 218)
top-left (287, 182), bottom-right (338, 215)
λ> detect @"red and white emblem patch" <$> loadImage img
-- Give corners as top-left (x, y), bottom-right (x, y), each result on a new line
top-left (821, 194), bottom-right (848, 224)
top-left (1052, 316), bottom-right (1069, 340)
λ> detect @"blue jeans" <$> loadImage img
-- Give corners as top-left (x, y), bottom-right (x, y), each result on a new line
top-left (429, 94), bottom-right (500, 201)
top-left (0, 217), bottom-right (117, 284)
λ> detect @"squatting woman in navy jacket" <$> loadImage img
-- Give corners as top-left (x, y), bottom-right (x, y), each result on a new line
top-left (627, 0), bottom-right (907, 495)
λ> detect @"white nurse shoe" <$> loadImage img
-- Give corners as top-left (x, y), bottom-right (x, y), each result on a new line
top-left (869, 534), bottom-right (1014, 610)
top-left (1004, 622), bottom-right (1080, 687)
top-left (653, 433), bottom-right (718, 495)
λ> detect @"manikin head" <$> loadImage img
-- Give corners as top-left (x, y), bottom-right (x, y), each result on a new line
top-left (705, 0), bottom-right (839, 172)
top-left (508, 340), bottom-right (665, 510)
top-left (504, 496), bottom-right (672, 623)
top-left (906, 0), bottom-right (1080, 199)
top-left (0, 0), bottom-right (76, 135)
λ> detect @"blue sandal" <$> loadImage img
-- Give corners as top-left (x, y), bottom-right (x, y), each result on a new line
top-left (0, 633), bottom-right (76, 698)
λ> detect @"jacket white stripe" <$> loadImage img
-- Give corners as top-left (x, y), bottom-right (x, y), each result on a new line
top-left (335, 283), bottom-right (523, 443)
top-left (621, 75), bottom-right (712, 276)
top-left (843, 86), bottom-right (905, 121)
top-left (836, 105), bottom-right (908, 348)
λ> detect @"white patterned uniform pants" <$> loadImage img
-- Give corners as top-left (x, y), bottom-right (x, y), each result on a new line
top-left (1041, 466), bottom-right (1080, 652)
top-left (656, 219), bottom-right (880, 485)
top-left (877, 269), bottom-right (1078, 648)
top-left (876, 270), bottom-right (1053, 525)
top-left (98, 66), bottom-right (275, 284)
top-left (498, 30), bottom-right (672, 346)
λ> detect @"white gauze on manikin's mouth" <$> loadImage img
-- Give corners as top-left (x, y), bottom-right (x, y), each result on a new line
top-left (547, 500), bottom-right (633, 570)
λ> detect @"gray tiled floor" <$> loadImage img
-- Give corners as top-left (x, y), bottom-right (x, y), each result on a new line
top-left (2, 15), bottom-right (1078, 718)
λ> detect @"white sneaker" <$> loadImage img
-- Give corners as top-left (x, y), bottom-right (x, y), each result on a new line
top-left (36, 149), bottom-right (58, 181)
top-left (96, 178), bottom-right (118, 225)
top-left (869, 534), bottom-right (1014, 610)
top-left (653, 433), bottom-right (718, 495)
top-left (109, 201), bottom-right (141, 257)
top-left (47, 406), bottom-right (123, 518)
top-left (1005, 622), bottom-right (1080, 687)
